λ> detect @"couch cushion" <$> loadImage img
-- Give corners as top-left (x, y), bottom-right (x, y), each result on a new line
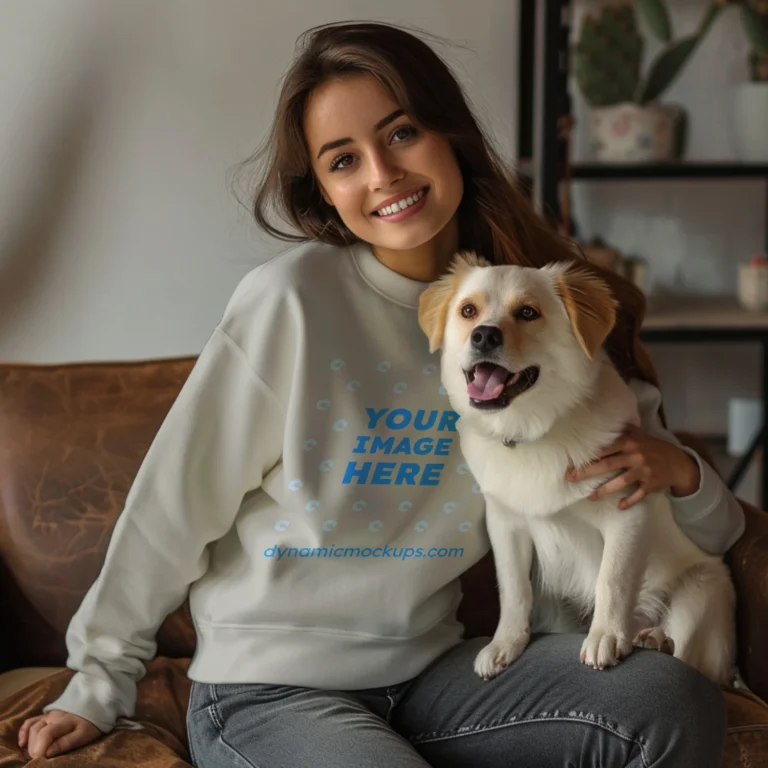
top-left (0, 657), bottom-right (192, 767)
top-left (0, 359), bottom-right (198, 670)
top-left (722, 687), bottom-right (768, 766)
top-left (0, 668), bottom-right (60, 703)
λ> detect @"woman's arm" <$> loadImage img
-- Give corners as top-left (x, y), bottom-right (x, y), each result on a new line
top-left (40, 326), bottom-right (284, 733)
top-left (566, 377), bottom-right (745, 555)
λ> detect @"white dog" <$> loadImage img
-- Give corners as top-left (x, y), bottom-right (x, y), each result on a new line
top-left (418, 252), bottom-right (736, 685)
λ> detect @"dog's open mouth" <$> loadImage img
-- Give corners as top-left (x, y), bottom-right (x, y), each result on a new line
top-left (465, 363), bottom-right (540, 409)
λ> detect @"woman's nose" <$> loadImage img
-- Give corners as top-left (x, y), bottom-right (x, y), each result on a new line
top-left (367, 149), bottom-right (405, 191)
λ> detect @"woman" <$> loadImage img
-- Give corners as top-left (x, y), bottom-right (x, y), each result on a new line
top-left (19, 21), bottom-right (743, 767)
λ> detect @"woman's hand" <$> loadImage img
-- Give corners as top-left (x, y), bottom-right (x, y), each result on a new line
top-left (565, 424), bottom-right (701, 510)
top-left (18, 709), bottom-right (102, 759)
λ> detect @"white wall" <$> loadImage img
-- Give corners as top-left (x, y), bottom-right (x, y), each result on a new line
top-left (569, 0), bottom-right (766, 435)
top-left (0, 0), bottom-right (519, 363)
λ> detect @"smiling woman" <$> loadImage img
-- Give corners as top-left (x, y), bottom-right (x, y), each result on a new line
top-left (19, 20), bottom-right (744, 768)
top-left (242, 21), bottom-right (660, 389)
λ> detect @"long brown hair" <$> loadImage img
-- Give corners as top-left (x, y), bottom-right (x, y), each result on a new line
top-left (237, 21), bottom-right (659, 390)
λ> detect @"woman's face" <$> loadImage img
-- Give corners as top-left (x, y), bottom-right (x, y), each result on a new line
top-left (304, 74), bottom-right (464, 253)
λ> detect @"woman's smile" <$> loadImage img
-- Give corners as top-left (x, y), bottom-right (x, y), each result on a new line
top-left (371, 186), bottom-right (430, 221)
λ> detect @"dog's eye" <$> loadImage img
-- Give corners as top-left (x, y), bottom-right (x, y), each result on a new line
top-left (461, 304), bottom-right (477, 319)
top-left (516, 305), bottom-right (540, 321)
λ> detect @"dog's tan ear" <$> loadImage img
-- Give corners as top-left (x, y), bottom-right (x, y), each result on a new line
top-left (554, 267), bottom-right (618, 359)
top-left (418, 251), bottom-right (491, 352)
top-left (418, 275), bottom-right (457, 353)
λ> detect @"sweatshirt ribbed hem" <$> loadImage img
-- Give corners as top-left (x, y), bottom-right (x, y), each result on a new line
top-left (187, 618), bottom-right (466, 689)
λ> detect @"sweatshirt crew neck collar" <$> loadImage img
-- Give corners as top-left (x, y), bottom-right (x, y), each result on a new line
top-left (350, 242), bottom-right (432, 309)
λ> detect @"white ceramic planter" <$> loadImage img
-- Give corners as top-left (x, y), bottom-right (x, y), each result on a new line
top-left (731, 83), bottom-right (768, 162)
top-left (588, 102), bottom-right (682, 163)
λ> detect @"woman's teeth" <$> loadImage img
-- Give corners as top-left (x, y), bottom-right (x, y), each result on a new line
top-left (375, 188), bottom-right (426, 217)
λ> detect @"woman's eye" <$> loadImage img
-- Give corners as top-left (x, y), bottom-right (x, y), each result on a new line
top-left (391, 124), bottom-right (417, 143)
top-left (329, 153), bottom-right (355, 172)
top-left (517, 306), bottom-right (540, 321)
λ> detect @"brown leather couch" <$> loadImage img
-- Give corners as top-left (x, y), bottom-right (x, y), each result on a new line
top-left (1, 357), bottom-right (767, 767)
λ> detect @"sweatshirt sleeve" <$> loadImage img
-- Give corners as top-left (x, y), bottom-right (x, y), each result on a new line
top-left (42, 327), bottom-right (284, 732)
top-left (630, 378), bottom-right (745, 555)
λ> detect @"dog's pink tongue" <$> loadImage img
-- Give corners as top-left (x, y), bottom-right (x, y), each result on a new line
top-left (468, 364), bottom-right (514, 401)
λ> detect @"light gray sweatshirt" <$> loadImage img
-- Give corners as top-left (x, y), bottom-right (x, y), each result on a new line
top-left (44, 241), bottom-right (745, 732)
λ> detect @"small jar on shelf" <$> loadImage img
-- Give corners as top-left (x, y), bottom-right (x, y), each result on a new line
top-left (737, 255), bottom-right (768, 311)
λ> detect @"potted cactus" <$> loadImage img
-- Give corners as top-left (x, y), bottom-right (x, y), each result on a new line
top-left (573, 0), bottom-right (722, 162)
top-left (730, 1), bottom-right (768, 161)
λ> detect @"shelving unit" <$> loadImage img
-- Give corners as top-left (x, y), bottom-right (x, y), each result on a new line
top-left (520, 3), bottom-right (768, 235)
top-left (569, 162), bottom-right (768, 252)
top-left (640, 300), bottom-right (768, 503)
top-left (520, 0), bottom-right (768, 506)
top-left (572, 162), bottom-right (768, 181)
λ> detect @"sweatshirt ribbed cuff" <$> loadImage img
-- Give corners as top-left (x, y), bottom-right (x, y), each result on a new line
top-left (667, 446), bottom-right (722, 522)
top-left (42, 674), bottom-right (122, 734)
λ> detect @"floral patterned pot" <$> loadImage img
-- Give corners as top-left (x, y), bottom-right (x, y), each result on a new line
top-left (588, 102), bottom-right (684, 163)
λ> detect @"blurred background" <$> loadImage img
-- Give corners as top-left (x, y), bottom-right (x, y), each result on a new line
top-left (0, 0), bottom-right (766, 503)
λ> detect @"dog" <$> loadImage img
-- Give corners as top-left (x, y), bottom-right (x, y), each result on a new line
top-left (418, 252), bottom-right (736, 685)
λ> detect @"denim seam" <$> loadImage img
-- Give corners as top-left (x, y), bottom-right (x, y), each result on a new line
top-left (205, 686), bottom-right (221, 731)
top-left (409, 714), bottom-right (649, 768)
top-left (185, 704), bottom-right (199, 767)
top-left (207, 684), bottom-right (262, 768)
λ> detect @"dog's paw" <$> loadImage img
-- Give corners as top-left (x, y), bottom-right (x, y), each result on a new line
top-left (633, 627), bottom-right (675, 656)
top-left (580, 628), bottom-right (633, 670)
top-left (473, 633), bottom-right (530, 680)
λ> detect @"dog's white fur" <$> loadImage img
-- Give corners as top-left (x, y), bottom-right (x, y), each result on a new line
top-left (418, 252), bottom-right (736, 684)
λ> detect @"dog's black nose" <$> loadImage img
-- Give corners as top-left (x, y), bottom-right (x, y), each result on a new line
top-left (471, 325), bottom-right (503, 352)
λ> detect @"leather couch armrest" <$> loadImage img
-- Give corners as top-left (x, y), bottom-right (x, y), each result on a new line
top-left (725, 501), bottom-right (768, 702)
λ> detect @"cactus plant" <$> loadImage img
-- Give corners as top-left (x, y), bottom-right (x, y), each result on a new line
top-left (574, 1), bottom-right (723, 107)
top-left (573, 4), bottom-right (642, 107)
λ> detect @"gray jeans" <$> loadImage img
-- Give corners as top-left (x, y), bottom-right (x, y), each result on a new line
top-left (186, 634), bottom-right (726, 767)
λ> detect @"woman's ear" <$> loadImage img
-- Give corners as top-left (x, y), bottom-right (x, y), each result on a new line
top-left (554, 267), bottom-right (618, 359)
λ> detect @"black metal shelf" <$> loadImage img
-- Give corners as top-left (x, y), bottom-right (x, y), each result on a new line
top-left (571, 162), bottom-right (768, 180)
top-left (521, 1), bottom-right (768, 507)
